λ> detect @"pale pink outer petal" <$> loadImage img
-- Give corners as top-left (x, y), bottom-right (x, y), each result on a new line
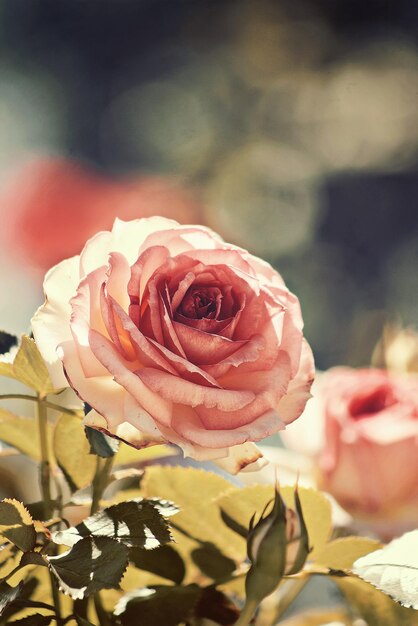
top-left (111, 217), bottom-right (181, 264)
top-left (79, 231), bottom-right (112, 277)
top-left (32, 255), bottom-right (80, 388)
top-left (83, 408), bottom-right (166, 449)
top-left (70, 266), bottom-right (111, 378)
top-left (170, 406), bottom-right (284, 448)
top-left (87, 329), bottom-right (173, 427)
top-left (214, 443), bottom-right (268, 474)
top-left (277, 339), bottom-right (315, 425)
top-left (58, 340), bottom-right (126, 420)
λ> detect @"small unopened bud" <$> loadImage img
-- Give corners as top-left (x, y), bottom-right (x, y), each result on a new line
top-left (245, 486), bottom-right (310, 604)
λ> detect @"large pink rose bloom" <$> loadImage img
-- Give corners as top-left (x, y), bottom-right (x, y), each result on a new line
top-left (32, 218), bottom-right (314, 473)
top-left (319, 368), bottom-right (418, 535)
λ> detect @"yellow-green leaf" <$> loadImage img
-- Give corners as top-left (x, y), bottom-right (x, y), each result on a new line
top-left (140, 466), bottom-right (243, 561)
top-left (352, 530), bottom-right (418, 610)
top-left (0, 336), bottom-right (56, 397)
top-left (114, 443), bottom-right (176, 466)
top-left (335, 574), bottom-right (417, 626)
top-left (53, 414), bottom-right (96, 491)
top-left (0, 499), bottom-right (36, 552)
top-left (0, 409), bottom-right (53, 462)
top-left (281, 486), bottom-right (332, 557)
top-left (314, 536), bottom-right (382, 571)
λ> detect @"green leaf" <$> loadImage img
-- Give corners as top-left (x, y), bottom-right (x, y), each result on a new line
top-left (0, 335), bottom-right (56, 397)
top-left (334, 574), bottom-right (417, 626)
top-left (352, 529), bottom-right (418, 609)
top-left (114, 585), bottom-right (200, 626)
top-left (315, 536), bottom-right (382, 571)
top-left (85, 427), bottom-right (119, 458)
top-left (114, 443), bottom-right (176, 466)
top-left (0, 581), bottom-right (22, 616)
top-left (129, 545), bottom-right (185, 584)
top-left (74, 618), bottom-right (95, 626)
top-left (0, 410), bottom-right (53, 462)
top-left (52, 499), bottom-right (174, 549)
top-left (141, 467), bottom-right (242, 560)
top-left (7, 615), bottom-right (53, 625)
top-left (47, 536), bottom-right (129, 599)
top-left (0, 330), bottom-right (17, 356)
top-left (191, 543), bottom-right (236, 581)
top-left (0, 499), bottom-right (36, 552)
top-left (19, 553), bottom-right (47, 569)
top-left (53, 414), bottom-right (96, 491)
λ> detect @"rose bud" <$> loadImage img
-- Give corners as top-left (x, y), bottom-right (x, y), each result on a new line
top-left (245, 486), bottom-right (309, 604)
top-left (32, 218), bottom-right (314, 473)
top-left (318, 367), bottom-right (418, 538)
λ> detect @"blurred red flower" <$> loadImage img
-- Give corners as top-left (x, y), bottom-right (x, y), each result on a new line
top-left (1, 158), bottom-right (202, 271)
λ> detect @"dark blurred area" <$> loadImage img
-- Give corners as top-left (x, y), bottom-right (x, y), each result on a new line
top-left (1, 0), bottom-right (418, 369)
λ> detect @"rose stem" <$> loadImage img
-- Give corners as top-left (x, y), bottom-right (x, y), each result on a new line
top-left (0, 393), bottom-right (81, 415)
top-left (37, 395), bottom-right (64, 626)
top-left (269, 577), bottom-right (309, 623)
top-left (89, 456), bottom-right (114, 625)
top-left (234, 599), bottom-right (259, 626)
top-left (90, 456), bottom-right (114, 515)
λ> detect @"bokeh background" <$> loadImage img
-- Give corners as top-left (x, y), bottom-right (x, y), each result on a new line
top-left (2, 0), bottom-right (418, 370)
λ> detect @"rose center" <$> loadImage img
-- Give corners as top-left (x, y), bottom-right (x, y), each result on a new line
top-left (349, 384), bottom-right (396, 419)
top-left (179, 285), bottom-right (222, 320)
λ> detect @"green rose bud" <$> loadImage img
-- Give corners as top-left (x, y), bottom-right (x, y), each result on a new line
top-left (245, 486), bottom-right (310, 605)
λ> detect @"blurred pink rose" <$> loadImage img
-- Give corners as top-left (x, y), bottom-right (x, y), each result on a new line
top-left (1, 158), bottom-right (201, 271)
top-left (32, 217), bottom-right (314, 473)
top-left (319, 367), bottom-right (418, 535)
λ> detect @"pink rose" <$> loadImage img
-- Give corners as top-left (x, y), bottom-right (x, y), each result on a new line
top-left (1, 158), bottom-right (201, 271)
top-left (319, 368), bottom-right (418, 535)
top-left (32, 217), bottom-right (314, 473)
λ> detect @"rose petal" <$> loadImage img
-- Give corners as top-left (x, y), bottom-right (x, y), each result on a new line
top-left (59, 340), bottom-right (126, 421)
top-left (137, 367), bottom-right (254, 411)
top-left (71, 266), bottom-right (112, 377)
top-left (88, 329), bottom-right (173, 426)
top-left (171, 405), bottom-right (283, 448)
top-left (32, 255), bottom-right (80, 388)
top-left (214, 442), bottom-right (268, 474)
top-left (277, 339), bottom-right (315, 425)
top-left (173, 321), bottom-right (250, 366)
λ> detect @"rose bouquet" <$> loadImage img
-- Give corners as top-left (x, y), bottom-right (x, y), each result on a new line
top-left (0, 218), bottom-right (417, 626)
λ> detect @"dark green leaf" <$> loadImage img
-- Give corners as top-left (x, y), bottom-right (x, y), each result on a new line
top-left (19, 552), bottom-right (47, 568)
top-left (26, 502), bottom-right (58, 521)
top-left (195, 587), bottom-right (240, 626)
top-left (53, 499), bottom-right (174, 549)
top-left (75, 618), bottom-right (96, 626)
top-left (114, 585), bottom-right (200, 626)
top-left (0, 330), bottom-right (17, 356)
top-left (7, 615), bottom-right (53, 625)
top-left (130, 545), bottom-right (185, 584)
top-left (191, 543), bottom-right (236, 581)
top-left (47, 536), bottom-right (129, 600)
top-left (85, 427), bottom-right (119, 458)
top-left (0, 581), bottom-right (23, 616)
top-left (0, 499), bottom-right (36, 552)
top-left (219, 509), bottom-right (247, 539)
